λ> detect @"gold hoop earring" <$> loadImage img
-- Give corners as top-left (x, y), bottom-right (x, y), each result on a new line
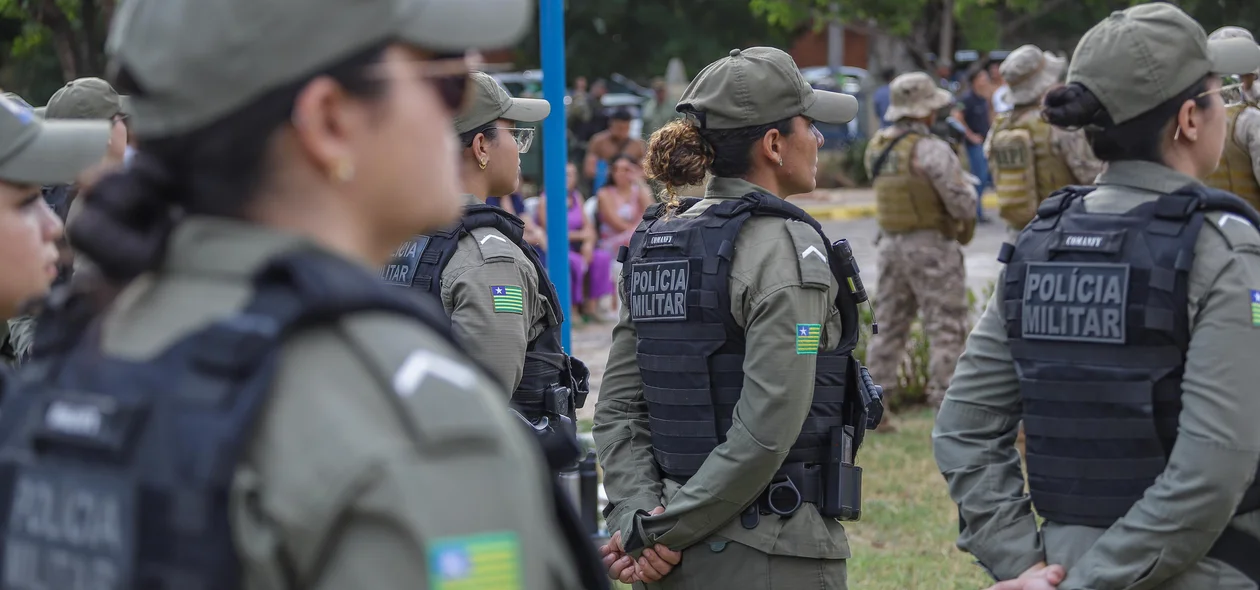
top-left (333, 159), bottom-right (356, 183)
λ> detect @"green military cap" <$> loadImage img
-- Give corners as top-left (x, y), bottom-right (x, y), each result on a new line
top-left (884, 71), bottom-right (953, 121)
top-left (454, 72), bottom-right (550, 135)
top-left (0, 95), bottom-right (110, 185)
top-left (1069, 3), bottom-right (1260, 125)
top-left (676, 47), bottom-right (858, 129)
top-left (1209, 26), bottom-right (1260, 77)
top-left (45, 77), bottom-right (128, 120)
top-left (107, 0), bottom-right (535, 139)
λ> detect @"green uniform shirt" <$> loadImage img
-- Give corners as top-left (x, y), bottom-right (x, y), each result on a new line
top-left (97, 216), bottom-right (582, 590)
top-left (438, 194), bottom-right (551, 394)
top-left (594, 177), bottom-right (851, 559)
top-left (934, 160), bottom-right (1260, 589)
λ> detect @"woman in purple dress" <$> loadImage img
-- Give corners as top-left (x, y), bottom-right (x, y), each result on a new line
top-left (538, 162), bottom-right (615, 322)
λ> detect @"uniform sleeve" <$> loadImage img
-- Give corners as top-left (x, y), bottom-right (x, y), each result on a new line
top-left (933, 277), bottom-right (1046, 580)
top-left (636, 236), bottom-right (829, 551)
top-left (1050, 126), bottom-right (1104, 185)
top-left (444, 259), bottom-right (538, 394)
top-left (1235, 107), bottom-right (1260, 188)
top-left (1060, 221), bottom-right (1260, 590)
top-left (914, 136), bottom-right (979, 222)
top-left (235, 315), bottom-right (583, 590)
top-left (592, 281), bottom-right (666, 541)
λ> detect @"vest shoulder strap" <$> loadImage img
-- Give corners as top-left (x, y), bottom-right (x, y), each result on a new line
top-left (460, 204), bottom-right (528, 263)
top-left (1036, 185), bottom-right (1096, 219)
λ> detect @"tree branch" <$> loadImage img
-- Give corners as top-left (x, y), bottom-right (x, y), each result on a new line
top-left (1000, 0), bottom-right (1070, 38)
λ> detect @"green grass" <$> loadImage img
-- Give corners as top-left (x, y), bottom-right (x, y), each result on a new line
top-left (846, 409), bottom-right (992, 589)
top-left (600, 409), bottom-right (993, 589)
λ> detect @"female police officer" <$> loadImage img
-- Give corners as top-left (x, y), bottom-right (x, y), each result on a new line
top-left (0, 94), bottom-right (109, 366)
top-left (384, 71), bottom-right (587, 423)
top-left (0, 0), bottom-right (600, 589)
top-left (593, 47), bottom-right (881, 589)
top-left (934, 4), bottom-right (1260, 589)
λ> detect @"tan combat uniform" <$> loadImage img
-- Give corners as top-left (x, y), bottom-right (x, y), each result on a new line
top-left (864, 121), bottom-right (978, 405)
top-left (98, 217), bottom-right (584, 590)
top-left (595, 177), bottom-right (851, 589)
top-left (438, 194), bottom-right (553, 394)
top-left (935, 162), bottom-right (1260, 590)
top-left (986, 106), bottom-right (1104, 230)
top-left (1206, 103), bottom-right (1260, 210)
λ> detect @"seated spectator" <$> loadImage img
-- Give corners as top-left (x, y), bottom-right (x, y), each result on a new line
top-left (538, 162), bottom-right (614, 322)
top-left (584, 109), bottom-right (646, 194)
top-left (596, 155), bottom-right (654, 252)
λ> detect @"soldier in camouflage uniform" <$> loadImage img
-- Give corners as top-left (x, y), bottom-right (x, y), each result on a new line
top-left (986, 45), bottom-right (1104, 234)
top-left (865, 72), bottom-right (978, 408)
top-left (1205, 27), bottom-right (1260, 210)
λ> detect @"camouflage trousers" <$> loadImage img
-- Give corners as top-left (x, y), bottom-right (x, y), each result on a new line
top-left (866, 231), bottom-right (968, 406)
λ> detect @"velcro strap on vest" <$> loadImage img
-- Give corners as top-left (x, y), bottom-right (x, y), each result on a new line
top-left (1032, 489), bottom-right (1146, 524)
top-left (1027, 454), bottom-right (1165, 480)
top-left (1023, 415), bottom-right (1158, 440)
top-left (643, 384), bottom-right (741, 406)
top-left (1021, 379), bottom-right (1150, 404)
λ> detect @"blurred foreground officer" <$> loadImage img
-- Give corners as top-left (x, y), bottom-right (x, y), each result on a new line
top-left (0, 94), bottom-right (109, 368)
top-left (987, 45), bottom-right (1103, 233)
top-left (934, 4), bottom-right (1260, 589)
top-left (1205, 27), bottom-right (1260, 210)
top-left (595, 47), bottom-right (883, 589)
top-left (864, 72), bottom-right (977, 409)
top-left (0, 0), bottom-right (602, 589)
top-left (5, 77), bottom-right (131, 366)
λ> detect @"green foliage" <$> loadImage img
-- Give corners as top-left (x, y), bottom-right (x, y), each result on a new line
top-left (843, 137), bottom-right (870, 187)
top-left (515, 0), bottom-right (794, 83)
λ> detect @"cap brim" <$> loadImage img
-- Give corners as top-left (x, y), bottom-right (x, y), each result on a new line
top-left (803, 90), bottom-right (859, 124)
top-left (503, 97), bottom-right (551, 123)
top-left (1209, 37), bottom-right (1260, 76)
top-left (399, 0), bottom-right (532, 52)
top-left (118, 95), bottom-right (131, 116)
top-left (0, 119), bottom-right (110, 185)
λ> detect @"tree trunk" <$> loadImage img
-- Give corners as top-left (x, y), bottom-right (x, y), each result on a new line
top-left (937, 0), bottom-right (955, 69)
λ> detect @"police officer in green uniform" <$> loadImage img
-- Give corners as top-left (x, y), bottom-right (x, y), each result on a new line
top-left (0, 0), bottom-right (605, 588)
top-left (384, 70), bottom-right (596, 531)
top-left (934, 4), bottom-right (1260, 589)
top-left (594, 47), bottom-right (883, 589)
top-left (0, 93), bottom-right (109, 368)
top-left (384, 71), bottom-right (587, 412)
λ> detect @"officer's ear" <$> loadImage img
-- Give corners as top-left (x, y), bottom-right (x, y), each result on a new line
top-left (756, 126), bottom-right (786, 168)
top-left (469, 131), bottom-right (492, 165)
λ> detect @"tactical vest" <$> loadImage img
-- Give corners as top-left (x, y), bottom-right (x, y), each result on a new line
top-left (617, 193), bottom-right (878, 498)
top-left (866, 130), bottom-right (957, 237)
top-left (990, 107), bottom-right (1075, 229)
top-left (1206, 103), bottom-right (1260, 210)
top-left (999, 185), bottom-right (1260, 534)
top-left (0, 250), bottom-right (466, 590)
top-left (383, 204), bottom-right (589, 422)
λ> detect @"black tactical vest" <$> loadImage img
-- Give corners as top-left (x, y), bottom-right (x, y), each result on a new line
top-left (1000, 185), bottom-right (1260, 529)
top-left (619, 192), bottom-right (871, 484)
top-left (383, 204), bottom-right (589, 422)
top-left (0, 250), bottom-right (463, 590)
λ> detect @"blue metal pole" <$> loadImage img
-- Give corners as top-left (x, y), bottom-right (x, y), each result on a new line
top-left (540, 0), bottom-right (571, 352)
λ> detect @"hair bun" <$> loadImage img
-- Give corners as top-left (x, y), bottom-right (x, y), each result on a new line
top-left (69, 154), bottom-right (180, 282)
top-left (1042, 83), bottom-right (1108, 129)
